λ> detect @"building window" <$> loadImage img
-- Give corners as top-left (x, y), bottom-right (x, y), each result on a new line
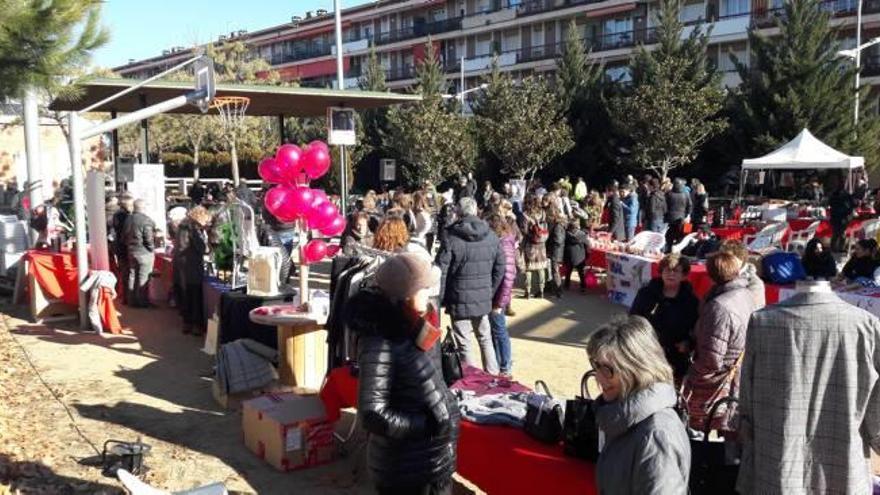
top-left (720, 0), bottom-right (749, 17)
top-left (606, 65), bottom-right (632, 83)
top-left (681, 1), bottom-right (705, 23)
top-left (532, 24), bottom-right (545, 46)
top-left (476, 36), bottom-right (492, 56)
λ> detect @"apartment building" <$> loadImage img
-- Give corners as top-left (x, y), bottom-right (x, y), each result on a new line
top-left (114, 0), bottom-right (880, 97)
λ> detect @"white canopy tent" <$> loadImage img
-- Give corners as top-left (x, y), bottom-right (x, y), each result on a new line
top-left (739, 129), bottom-right (865, 196)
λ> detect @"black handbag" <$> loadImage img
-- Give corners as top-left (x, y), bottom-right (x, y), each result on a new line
top-left (563, 371), bottom-right (600, 460)
top-left (524, 380), bottom-right (565, 444)
top-left (689, 396), bottom-right (740, 495)
top-left (440, 327), bottom-right (464, 387)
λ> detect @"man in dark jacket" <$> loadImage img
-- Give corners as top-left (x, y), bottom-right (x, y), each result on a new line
top-left (111, 194), bottom-right (133, 304)
top-left (437, 197), bottom-right (506, 375)
top-left (123, 199), bottom-right (156, 307)
top-left (665, 179), bottom-right (692, 251)
top-left (829, 182), bottom-right (855, 253)
top-left (606, 187), bottom-right (625, 241)
top-left (563, 220), bottom-right (589, 291)
top-left (646, 179), bottom-right (667, 233)
top-left (346, 253), bottom-right (459, 494)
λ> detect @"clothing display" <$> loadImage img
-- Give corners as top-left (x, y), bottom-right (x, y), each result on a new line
top-left (738, 288), bottom-right (880, 494)
top-left (456, 391), bottom-right (529, 427)
top-left (218, 289), bottom-right (294, 349)
top-left (327, 253), bottom-right (385, 368)
top-left (215, 338), bottom-right (278, 394)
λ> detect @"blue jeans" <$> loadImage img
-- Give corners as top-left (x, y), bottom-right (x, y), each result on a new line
top-left (489, 310), bottom-right (512, 374)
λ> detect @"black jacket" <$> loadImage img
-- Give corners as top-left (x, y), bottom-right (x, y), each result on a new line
top-left (692, 193), bottom-right (709, 224)
top-left (111, 209), bottom-right (131, 258)
top-left (608, 195), bottom-right (625, 240)
top-left (647, 190), bottom-right (667, 227)
top-left (437, 215), bottom-right (505, 319)
top-left (802, 252), bottom-right (837, 280)
top-left (173, 219), bottom-right (207, 284)
top-left (842, 256), bottom-right (879, 281)
top-left (123, 211), bottom-right (155, 258)
top-left (630, 279), bottom-right (699, 378)
top-left (346, 290), bottom-right (459, 489)
top-left (564, 228), bottom-right (589, 267)
top-left (665, 184), bottom-right (692, 223)
top-left (546, 221), bottom-right (566, 262)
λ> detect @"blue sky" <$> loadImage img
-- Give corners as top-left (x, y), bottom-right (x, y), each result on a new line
top-left (92, 0), bottom-right (373, 69)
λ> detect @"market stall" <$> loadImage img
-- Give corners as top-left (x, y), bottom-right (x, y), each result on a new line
top-left (588, 247), bottom-right (713, 302)
top-left (22, 250), bottom-right (121, 333)
top-left (739, 129), bottom-right (865, 197)
top-left (319, 365), bottom-right (597, 495)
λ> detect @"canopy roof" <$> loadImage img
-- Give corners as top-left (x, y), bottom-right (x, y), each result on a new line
top-left (741, 129), bottom-right (864, 170)
top-left (48, 78), bottom-right (421, 117)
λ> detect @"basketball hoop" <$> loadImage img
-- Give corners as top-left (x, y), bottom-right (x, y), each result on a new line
top-left (211, 96), bottom-right (250, 134)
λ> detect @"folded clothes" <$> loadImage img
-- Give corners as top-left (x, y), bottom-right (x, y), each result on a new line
top-left (457, 390), bottom-right (530, 427)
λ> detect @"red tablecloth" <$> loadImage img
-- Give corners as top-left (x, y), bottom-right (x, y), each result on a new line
top-left (712, 226), bottom-right (757, 241)
top-left (26, 250), bottom-right (121, 333)
top-left (588, 248), bottom-right (714, 300)
top-left (319, 366), bottom-right (596, 495)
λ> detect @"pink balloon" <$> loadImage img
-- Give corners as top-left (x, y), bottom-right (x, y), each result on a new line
top-left (285, 186), bottom-right (315, 219)
top-left (275, 144), bottom-right (303, 180)
top-left (303, 239), bottom-right (328, 264)
top-left (311, 189), bottom-right (328, 207)
top-left (307, 202), bottom-right (338, 230)
top-left (325, 245), bottom-right (341, 258)
top-left (319, 214), bottom-right (346, 237)
top-left (307, 140), bottom-right (329, 153)
top-left (302, 146), bottom-right (331, 180)
top-left (258, 157), bottom-right (285, 184)
top-left (263, 185), bottom-right (291, 218)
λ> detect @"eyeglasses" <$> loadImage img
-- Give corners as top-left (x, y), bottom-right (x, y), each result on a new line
top-left (590, 359), bottom-right (616, 379)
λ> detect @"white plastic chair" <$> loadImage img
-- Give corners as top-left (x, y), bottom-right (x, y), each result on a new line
top-left (627, 231), bottom-right (666, 255)
top-left (671, 233), bottom-right (699, 254)
top-left (786, 220), bottom-right (820, 254)
top-left (117, 469), bottom-right (228, 495)
top-left (845, 218), bottom-right (880, 254)
top-left (744, 222), bottom-right (788, 253)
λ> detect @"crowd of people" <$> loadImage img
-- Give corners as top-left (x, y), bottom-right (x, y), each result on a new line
top-left (28, 168), bottom-right (876, 494)
top-left (338, 172), bottom-right (880, 494)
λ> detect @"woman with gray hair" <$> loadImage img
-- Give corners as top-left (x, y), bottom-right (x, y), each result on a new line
top-left (587, 315), bottom-right (690, 494)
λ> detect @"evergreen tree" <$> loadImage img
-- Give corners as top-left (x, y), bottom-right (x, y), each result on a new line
top-left (609, 0), bottom-right (725, 180)
top-left (0, 0), bottom-right (109, 99)
top-left (729, 0), bottom-right (880, 167)
top-left (556, 19), bottom-right (616, 183)
top-left (359, 48), bottom-right (389, 152)
top-left (473, 63), bottom-right (573, 180)
top-left (386, 40), bottom-right (476, 187)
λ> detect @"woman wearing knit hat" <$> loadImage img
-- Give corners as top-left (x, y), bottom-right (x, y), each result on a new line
top-left (345, 252), bottom-right (459, 495)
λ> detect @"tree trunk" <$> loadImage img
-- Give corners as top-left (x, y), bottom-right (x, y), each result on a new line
top-left (230, 138), bottom-right (240, 186)
top-left (193, 147), bottom-right (200, 181)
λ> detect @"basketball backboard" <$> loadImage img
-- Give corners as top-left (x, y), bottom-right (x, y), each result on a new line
top-left (193, 56), bottom-right (216, 113)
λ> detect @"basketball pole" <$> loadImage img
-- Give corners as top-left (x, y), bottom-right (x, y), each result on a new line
top-left (334, 0), bottom-right (348, 215)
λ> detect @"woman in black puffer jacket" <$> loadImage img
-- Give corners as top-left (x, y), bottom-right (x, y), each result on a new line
top-left (345, 252), bottom-right (460, 495)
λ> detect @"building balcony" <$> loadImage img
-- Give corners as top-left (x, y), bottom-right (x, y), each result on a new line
top-left (374, 17), bottom-right (464, 46)
top-left (386, 64), bottom-right (418, 82)
top-left (751, 0), bottom-right (880, 28)
top-left (269, 45), bottom-right (333, 65)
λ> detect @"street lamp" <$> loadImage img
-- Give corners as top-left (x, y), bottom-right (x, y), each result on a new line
top-left (835, 0), bottom-right (880, 126)
top-left (442, 83), bottom-right (490, 116)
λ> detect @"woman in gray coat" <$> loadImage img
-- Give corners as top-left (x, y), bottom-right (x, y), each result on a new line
top-left (587, 315), bottom-right (691, 494)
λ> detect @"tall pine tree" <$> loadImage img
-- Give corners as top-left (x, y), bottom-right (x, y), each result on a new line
top-left (0, 0), bottom-right (108, 99)
top-left (556, 19), bottom-right (615, 183)
top-left (730, 0), bottom-right (880, 167)
top-left (386, 40), bottom-right (476, 187)
top-left (609, 0), bottom-right (726, 180)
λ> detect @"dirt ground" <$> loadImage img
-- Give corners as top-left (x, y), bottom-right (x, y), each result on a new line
top-left (0, 263), bottom-right (621, 495)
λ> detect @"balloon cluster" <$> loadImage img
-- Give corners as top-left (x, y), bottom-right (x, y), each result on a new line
top-left (259, 140), bottom-right (345, 264)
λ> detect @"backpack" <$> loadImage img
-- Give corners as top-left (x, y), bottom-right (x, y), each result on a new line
top-left (761, 251), bottom-right (806, 285)
top-left (530, 221), bottom-right (549, 244)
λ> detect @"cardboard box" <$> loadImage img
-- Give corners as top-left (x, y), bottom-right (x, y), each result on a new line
top-left (242, 392), bottom-right (336, 471)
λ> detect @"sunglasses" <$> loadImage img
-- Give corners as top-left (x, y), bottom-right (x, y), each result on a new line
top-left (590, 359), bottom-right (616, 379)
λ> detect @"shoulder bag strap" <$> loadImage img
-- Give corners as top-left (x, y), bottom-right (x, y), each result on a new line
top-left (581, 371), bottom-right (596, 400)
top-left (534, 380), bottom-right (552, 398)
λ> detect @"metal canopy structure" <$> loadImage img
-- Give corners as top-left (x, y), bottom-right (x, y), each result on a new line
top-left (49, 78), bottom-right (421, 116)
